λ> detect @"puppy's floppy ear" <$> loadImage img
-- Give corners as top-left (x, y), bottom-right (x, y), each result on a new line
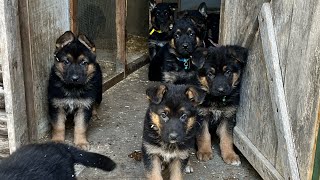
top-left (186, 86), bottom-right (206, 105)
top-left (198, 2), bottom-right (208, 18)
top-left (191, 47), bottom-right (208, 69)
top-left (55, 31), bottom-right (75, 52)
top-left (226, 45), bottom-right (248, 65)
top-left (146, 84), bottom-right (167, 104)
top-left (78, 34), bottom-right (96, 53)
top-left (149, 0), bottom-right (157, 11)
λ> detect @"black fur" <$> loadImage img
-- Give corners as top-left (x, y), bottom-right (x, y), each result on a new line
top-left (0, 142), bottom-right (116, 180)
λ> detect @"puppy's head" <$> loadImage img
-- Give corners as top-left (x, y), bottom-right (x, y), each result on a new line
top-left (53, 31), bottom-right (97, 85)
top-left (198, 45), bottom-right (248, 96)
top-left (170, 18), bottom-right (201, 57)
top-left (146, 84), bottom-right (205, 144)
top-left (177, 2), bottom-right (208, 40)
top-left (150, 1), bottom-right (175, 33)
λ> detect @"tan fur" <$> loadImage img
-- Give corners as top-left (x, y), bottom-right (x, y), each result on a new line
top-left (232, 72), bottom-right (240, 88)
top-left (169, 159), bottom-right (182, 180)
top-left (150, 112), bottom-right (161, 132)
top-left (74, 108), bottom-right (89, 149)
top-left (51, 108), bottom-right (66, 142)
top-left (217, 120), bottom-right (240, 165)
top-left (170, 38), bottom-right (176, 49)
top-left (146, 156), bottom-right (163, 180)
top-left (186, 117), bottom-right (195, 132)
top-left (196, 37), bottom-right (201, 46)
top-left (196, 120), bottom-right (213, 161)
top-left (223, 65), bottom-right (227, 72)
top-left (198, 76), bottom-right (209, 91)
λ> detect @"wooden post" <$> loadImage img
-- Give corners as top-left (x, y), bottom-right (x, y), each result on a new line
top-left (259, 3), bottom-right (300, 180)
top-left (70, 0), bottom-right (78, 34)
top-left (0, 0), bottom-right (29, 152)
top-left (116, 0), bottom-right (127, 74)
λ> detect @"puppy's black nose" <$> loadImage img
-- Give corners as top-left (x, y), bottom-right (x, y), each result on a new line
top-left (182, 43), bottom-right (189, 49)
top-left (217, 87), bottom-right (224, 93)
top-left (169, 132), bottom-right (178, 140)
top-left (72, 75), bottom-right (79, 82)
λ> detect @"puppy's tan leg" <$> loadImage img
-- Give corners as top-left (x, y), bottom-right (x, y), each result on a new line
top-left (196, 120), bottom-right (213, 161)
top-left (91, 103), bottom-right (100, 121)
top-left (217, 120), bottom-right (240, 166)
top-left (169, 158), bottom-right (182, 180)
top-left (52, 108), bottom-right (66, 142)
top-left (74, 108), bottom-right (89, 150)
top-left (146, 156), bottom-right (163, 180)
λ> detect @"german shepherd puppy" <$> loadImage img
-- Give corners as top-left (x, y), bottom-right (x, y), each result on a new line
top-left (149, 0), bottom-right (176, 60)
top-left (196, 45), bottom-right (248, 166)
top-left (0, 142), bottom-right (116, 180)
top-left (177, 2), bottom-right (208, 44)
top-left (142, 84), bottom-right (206, 180)
top-left (148, 18), bottom-right (202, 81)
top-left (48, 31), bottom-right (102, 149)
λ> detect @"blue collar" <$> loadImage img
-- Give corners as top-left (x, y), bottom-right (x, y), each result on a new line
top-left (177, 57), bottom-right (190, 70)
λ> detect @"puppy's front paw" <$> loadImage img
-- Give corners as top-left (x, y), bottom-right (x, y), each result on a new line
top-left (75, 140), bottom-right (90, 150)
top-left (223, 153), bottom-right (241, 166)
top-left (184, 165), bottom-right (194, 174)
top-left (196, 150), bottom-right (213, 161)
top-left (163, 72), bottom-right (177, 83)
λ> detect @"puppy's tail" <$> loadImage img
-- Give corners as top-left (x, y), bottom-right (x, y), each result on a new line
top-left (65, 144), bottom-right (116, 171)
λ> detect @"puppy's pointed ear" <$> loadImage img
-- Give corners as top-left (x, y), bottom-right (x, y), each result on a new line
top-left (146, 84), bottom-right (167, 104)
top-left (198, 2), bottom-right (208, 18)
top-left (226, 45), bottom-right (248, 65)
top-left (149, 0), bottom-right (157, 11)
top-left (78, 34), bottom-right (96, 53)
top-left (191, 48), bottom-right (207, 69)
top-left (55, 31), bottom-right (75, 52)
top-left (186, 86), bottom-right (206, 105)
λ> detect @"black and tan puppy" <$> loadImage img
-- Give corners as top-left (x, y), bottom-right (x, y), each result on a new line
top-left (142, 84), bottom-right (206, 180)
top-left (149, 0), bottom-right (177, 60)
top-left (178, 2), bottom-right (208, 43)
top-left (48, 31), bottom-right (102, 149)
top-left (0, 142), bottom-right (116, 180)
top-left (148, 18), bottom-right (202, 81)
top-left (196, 45), bottom-right (248, 166)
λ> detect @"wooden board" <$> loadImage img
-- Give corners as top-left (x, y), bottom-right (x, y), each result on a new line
top-left (221, 0), bottom-right (320, 179)
top-left (0, 0), bottom-right (29, 152)
top-left (19, 0), bottom-right (70, 141)
top-left (259, 3), bottom-right (300, 179)
top-left (116, 0), bottom-right (127, 73)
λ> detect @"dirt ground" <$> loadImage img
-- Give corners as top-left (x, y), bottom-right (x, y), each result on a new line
top-left (65, 65), bottom-right (261, 180)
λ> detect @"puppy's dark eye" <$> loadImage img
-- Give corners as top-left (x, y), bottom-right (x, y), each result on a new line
top-left (225, 70), bottom-right (232, 76)
top-left (64, 59), bottom-right (70, 65)
top-left (174, 34), bottom-right (180, 39)
top-left (160, 112), bottom-right (169, 121)
top-left (80, 61), bottom-right (88, 66)
top-left (207, 72), bottom-right (214, 78)
top-left (189, 32), bottom-right (194, 37)
top-left (55, 57), bottom-right (60, 62)
top-left (180, 114), bottom-right (187, 122)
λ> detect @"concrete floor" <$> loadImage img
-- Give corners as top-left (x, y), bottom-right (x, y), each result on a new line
top-left (69, 65), bottom-right (261, 180)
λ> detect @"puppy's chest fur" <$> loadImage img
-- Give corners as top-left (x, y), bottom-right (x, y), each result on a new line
top-left (144, 142), bottom-right (189, 162)
top-left (199, 98), bottom-right (238, 124)
top-left (52, 98), bottom-right (93, 113)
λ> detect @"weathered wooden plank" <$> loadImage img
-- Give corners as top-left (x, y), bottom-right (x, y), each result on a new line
top-left (19, 0), bottom-right (70, 140)
top-left (271, 1), bottom-right (320, 179)
top-left (70, 0), bottom-right (78, 34)
top-left (258, 3), bottom-right (300, 180)
top-left (116, 0), bottom-right (127, 73)
top-left (0, 0), bottom-right (29, 152)
top-left (219, 0), bottom-right (268, 47)
top-left (234, 127), bottom-right (283, 180)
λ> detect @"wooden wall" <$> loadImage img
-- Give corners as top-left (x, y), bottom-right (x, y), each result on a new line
top-left (19, 0), bottom-right (70, 141)
top-left (220, 0), bottom-right (320, 179)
